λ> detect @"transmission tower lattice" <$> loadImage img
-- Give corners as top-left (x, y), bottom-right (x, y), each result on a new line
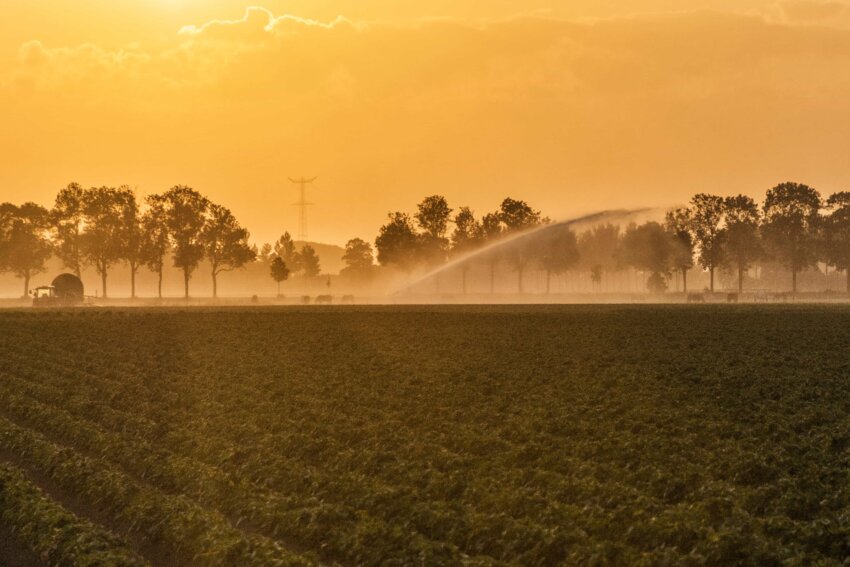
top-left (289, 177), bottom-right (317, 242)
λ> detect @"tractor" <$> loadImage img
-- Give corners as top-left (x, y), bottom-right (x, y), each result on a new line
top-left (31, 274), bottom-right (85, 307)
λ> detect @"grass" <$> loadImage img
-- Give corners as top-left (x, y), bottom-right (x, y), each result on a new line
top-left (1, 305), bottom-right (850, 565)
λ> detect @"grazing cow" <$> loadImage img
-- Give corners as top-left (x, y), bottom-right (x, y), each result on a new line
top-left (727, 293), bottom-right (739, 303)
top-left (687, 293), bottom-right (705, 303)
top-left (315, 295), bottom-right (333, 305)
top-left (341, 295), bottom-right (355, 305)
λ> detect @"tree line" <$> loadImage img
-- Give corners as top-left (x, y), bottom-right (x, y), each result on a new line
top-left (4, 180), bottom-right (850, 298)
top-left (371, 196), bottom-right (547, 293)
top-left (0, 184), bottom-right (255, 298)
top-left (364, 182), bottom-right (850, 294)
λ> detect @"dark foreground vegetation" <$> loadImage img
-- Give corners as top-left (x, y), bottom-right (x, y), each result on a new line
top-left (2, 306), bottom-right (850, 565)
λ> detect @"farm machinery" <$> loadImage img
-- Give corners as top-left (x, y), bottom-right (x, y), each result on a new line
top-left (31, 274), bottom-right (87, 307)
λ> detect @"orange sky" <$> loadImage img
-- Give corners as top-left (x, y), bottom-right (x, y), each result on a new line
top-left (2, 1), bottom-right (850, 245)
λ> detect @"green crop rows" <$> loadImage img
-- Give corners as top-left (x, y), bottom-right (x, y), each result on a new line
top-left (2, 305), bottom-right (850, 565)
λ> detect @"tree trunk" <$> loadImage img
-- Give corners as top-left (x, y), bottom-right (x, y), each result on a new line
top-left (792, 269), bottom-right (797, 294)
top-left (738, 265), bottom-right (744, 293)
top-left (846, 269), bottom-right (850, 294)
top-left (183, 269), bottom-right (190, 299)
top-left (101, 270), bottom-right (108, 299)
top-left (23, 272), bottom-right (30, 299)
top-left (157, 268), bottom-right (163, 299)
top-left (212, 270), bottom-right (218, 299)
top-left (682, 269), bottom-right (688, 294)
top-left (710, 267), bottom-right (715, 293)
top-left (277, 280), bottom-right (281, 296)
top-left (130, 263), bottom-right (136, 299)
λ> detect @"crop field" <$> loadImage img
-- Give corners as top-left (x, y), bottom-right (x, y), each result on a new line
top-left (1, 306), bottom-right (850, 565)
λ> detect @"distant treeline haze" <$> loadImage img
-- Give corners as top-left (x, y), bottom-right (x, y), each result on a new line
top-left (372, 183), bottom-right (850, 295)
top-left (1, 181), bottom-right (848, 298)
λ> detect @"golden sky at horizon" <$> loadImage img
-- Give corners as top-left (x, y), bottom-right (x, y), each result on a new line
top-left (2, 1), bottom-right (850, 245)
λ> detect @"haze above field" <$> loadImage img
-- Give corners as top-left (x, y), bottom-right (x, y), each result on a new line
top-left (2, 1), bottom-right (850, 245)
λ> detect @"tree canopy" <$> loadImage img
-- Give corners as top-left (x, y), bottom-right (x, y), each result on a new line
top-left (201, 203), bottom-right (256, 298)
top-left (762, 182), bottom-right (822, 293)
top-left (0, 202), bottom-right (52, 297)
top-left (299, 244), bottom-right (321, 278)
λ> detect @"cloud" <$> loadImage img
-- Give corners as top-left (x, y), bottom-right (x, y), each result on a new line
top-left (3, 7), bottom-right (848, 116)
top-left (178, 6), bottom-right (356, 42)
top-left (5, 7), bottom-right (850, 243)
top-left (178, 6), bottom-right (279, 37)
top-left (13, 40), bottom-right (151, 91)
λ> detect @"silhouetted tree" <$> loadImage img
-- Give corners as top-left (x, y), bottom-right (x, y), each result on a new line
top-left (762, 182), bottom-right (822, 293)
top-left (578, 224), bottom-right (621, 291)
top-left (157, 186), bottom-right (209, 299)
top-left (665, 209), bottom-right (695, 293)
top-left (120, 191), bottom-right (144, 299)
top-left (415, 195), bottom-right (453, 267)
top-left (0, 205), bottom-right (10, 264)
top-left (823, 192), bottom-right (850, 292)
top-left (451, 207), bottom-right (482, 293)
top-left (499, 198), bottom-right (542, 230)
top-left (375, 212), bottom-right (419, 273)
top-left (270, 257), bottom-right (290, 296)
top-left (258, 243), bottom-right (273, 263)
top-left (0, 203), bottom-right (52, 297)
top-left (689, 194), bottom-right (726, 292)
top-left (341, 238), bottom-right (375, 278)
top-left (80, 186), bottom-right (134, 298)
top-left (141, 195), bottom-right (171, 298)
top-left (498, 198), bottom-right (543, 293)
top-left (538, 226), bottom-right (579, 294)
top-left (299, 244), bottom-right (321, 279)
top-left (478, 212), bottom-right (504, 293)
top-left (51, 183), bottom-right (87, 277)
top-left (619, 222), bottom-right (675, 293)
top-left (201, 203), bottom-right (256, 298)
top-left (723, 195), bottom-right (761, 293)
top-left (274, 232), bottom-right (302, 275)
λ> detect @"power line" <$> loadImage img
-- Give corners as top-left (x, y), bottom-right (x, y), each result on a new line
top-left (289, 176), bottom-right (317, 242)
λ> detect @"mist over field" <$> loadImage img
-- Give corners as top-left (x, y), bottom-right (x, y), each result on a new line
top-left (5, 191), bottom-right (850, 306)
top-left (0, 206), bottom-right (664, 302)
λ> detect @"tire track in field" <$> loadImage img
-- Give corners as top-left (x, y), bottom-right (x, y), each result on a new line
top-left (0, 444), bottom-right (184, 566)
top-left (0, 457), bottom-right (155, 566)
top-left (0, 414), bottom-right (316, 567)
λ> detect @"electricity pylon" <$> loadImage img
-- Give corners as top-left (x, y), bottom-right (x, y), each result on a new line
top-left (289, 177), bottom-right (317, 242)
